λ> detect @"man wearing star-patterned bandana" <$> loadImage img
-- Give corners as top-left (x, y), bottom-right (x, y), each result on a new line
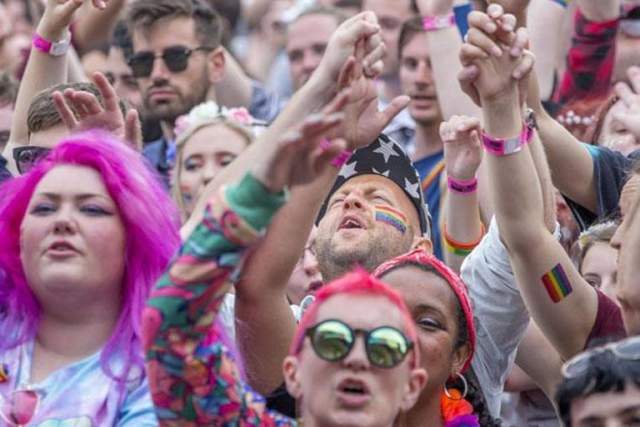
top-left (315, 134), bottom-right (433, 280)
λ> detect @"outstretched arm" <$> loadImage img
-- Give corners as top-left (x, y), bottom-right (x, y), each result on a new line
top-left (143, 111), bottom-right (344, 425)
top-left (440, 115), bottom-right (484, 272)
top-left (3, 0), bottom-right (88, 171)
top-left (469, 9), bottom-right (598, 359)
top-left (181, 11), bottom-right (397, 238)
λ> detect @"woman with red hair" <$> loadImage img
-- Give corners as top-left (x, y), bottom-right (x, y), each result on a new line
top-left (143, 114), bottom-right (428, 426)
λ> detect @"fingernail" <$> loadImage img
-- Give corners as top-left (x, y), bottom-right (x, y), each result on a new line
top-left (486, 22), bottom-right (497, 33)
top-left (492, 46), bottom-right (502, 57)
top-left (511, 47), bottom-right (521, 57)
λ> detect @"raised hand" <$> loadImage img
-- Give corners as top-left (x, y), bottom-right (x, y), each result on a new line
top-left (38, 0), bottom-right (109, 40)
top-left (612, 66), bottom-right (640, 140)
top-left (489, 0), bottom-right (531, 18)
top-left (458, 4), bottom-right (533, 105)
top-left (331, 38), bottom-right (409, 150)
top-left (251, 112), bottom-right (347, 193)
top-left (53, 72), bottom-right (142, 149)
top-left (314, 11), bottom-right (385, 86)
top-left (441, 115), bottom-right (483, 181)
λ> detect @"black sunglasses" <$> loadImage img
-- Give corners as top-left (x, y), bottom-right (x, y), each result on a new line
top-left (13, 146), bottom-right (51, 175)
top-left (562, 336), bottom-right (640, 379)
top-left (305, 319), bottom-right (413, 369)
top-left (128, 45), bottom-right (214, 78)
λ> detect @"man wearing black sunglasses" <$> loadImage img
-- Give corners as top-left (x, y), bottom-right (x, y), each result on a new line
top-left (126, 0), bottom-right (281, 184)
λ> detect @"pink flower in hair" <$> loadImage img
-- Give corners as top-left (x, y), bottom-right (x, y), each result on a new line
top-left (174, 115), bottom-right (190, 137)
top-left (227, 107), bottom-right (252, 125)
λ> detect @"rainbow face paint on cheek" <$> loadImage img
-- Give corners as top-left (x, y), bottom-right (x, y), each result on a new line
top-left (375, 205), bottom-right (408, 234)
top-left (541, 263), bottom-right (573, 303)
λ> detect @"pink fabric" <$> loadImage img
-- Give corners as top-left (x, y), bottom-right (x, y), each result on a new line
top-left (374, 249), bottom-right (476, 372)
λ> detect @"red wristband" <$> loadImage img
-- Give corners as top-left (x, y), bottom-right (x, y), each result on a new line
top-left (447, 176), bottom-right (478, 194)
top-left (422, 13), bottom-right (456, 31)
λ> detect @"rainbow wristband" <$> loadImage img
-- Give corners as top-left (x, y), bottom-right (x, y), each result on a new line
top-left (447, 176), bottom-right (478, 194)
top-left (422, 13), bottom-right (456, 31)
top-left (443, 223), bottom-right (485, 257)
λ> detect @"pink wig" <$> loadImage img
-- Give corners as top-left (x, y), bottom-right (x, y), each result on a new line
top-left (0, 130), bottom-right (180, 382)
top-left (290, 269), bottom-right (420, 368)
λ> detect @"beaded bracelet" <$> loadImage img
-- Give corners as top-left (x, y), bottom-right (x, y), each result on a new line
top-left (443, 223), bottom-right (486, 257)
top-left (447, 176), bottom-right (478, 194)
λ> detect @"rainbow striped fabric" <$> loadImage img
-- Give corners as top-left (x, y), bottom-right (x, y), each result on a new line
top-left (375, 205), bottom-right (408, 234)
top-left (541, 263), bottom-right (573, 303)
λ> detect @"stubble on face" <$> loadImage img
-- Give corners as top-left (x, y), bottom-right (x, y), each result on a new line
top-left (315, 222), bottom-right (414, 281)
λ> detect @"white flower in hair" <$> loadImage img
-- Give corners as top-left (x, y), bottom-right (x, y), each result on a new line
top-left (174, 101), bottom-right (222, 137)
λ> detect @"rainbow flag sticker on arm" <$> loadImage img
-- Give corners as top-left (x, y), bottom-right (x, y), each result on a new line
top-left (541, 263), bottom-right (573, 303)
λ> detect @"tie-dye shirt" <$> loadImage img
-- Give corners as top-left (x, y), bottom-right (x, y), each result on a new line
top-left (143, 173), bottom-right (297, 426)
top-left (0, 340), bottom-right (157, 426)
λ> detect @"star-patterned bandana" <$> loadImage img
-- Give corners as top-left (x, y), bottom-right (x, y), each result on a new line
top-left (317, 134), bottom-right (432, 238)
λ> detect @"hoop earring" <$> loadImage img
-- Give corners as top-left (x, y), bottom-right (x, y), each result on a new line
top-left (444, 372), bottom-right (468, 400)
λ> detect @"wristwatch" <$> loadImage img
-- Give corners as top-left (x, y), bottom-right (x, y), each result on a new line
top-left (32, 32), bottom-right (71, 56)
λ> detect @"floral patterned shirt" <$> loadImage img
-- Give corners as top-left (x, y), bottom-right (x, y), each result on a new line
top-left (142, 173), bottom-right (297, 426)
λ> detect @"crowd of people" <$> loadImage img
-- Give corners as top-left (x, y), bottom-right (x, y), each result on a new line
top-left (0, 0), bottom-right (639, 425)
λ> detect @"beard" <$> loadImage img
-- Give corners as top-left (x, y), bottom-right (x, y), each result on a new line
top-left (143, 71), bottom-right (211, 125)
top-left (315, 227), bottom-right (414, 281)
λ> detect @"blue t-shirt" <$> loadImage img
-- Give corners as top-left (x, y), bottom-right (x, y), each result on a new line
top-left (413, 151), bottom-right (445, 260)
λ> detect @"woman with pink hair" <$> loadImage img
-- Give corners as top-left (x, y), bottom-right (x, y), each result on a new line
top-left (0, 130), bottom-right (180, 425)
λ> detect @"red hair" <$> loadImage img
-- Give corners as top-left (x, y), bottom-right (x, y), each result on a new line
top-left (290, 269), bottom-right (420, 367)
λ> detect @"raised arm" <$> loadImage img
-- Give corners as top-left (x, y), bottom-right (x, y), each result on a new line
top-left (233, 23), bottom-right (413, 394)
top-left (3, 0), bottom-right (88, 171)
top-left (416, 0), bottom-right (481, 119)
top-left (468, 9), bottom-right (599, 358)
top-left (235, 119), bottom-right (345, 395)
top-left (440, 115), bottom-right (484, 272)
top-left (459, 7), bottom-right (598, 214)
top-left (142, 110), bottom-right (345, 425)
top-left (181, 11), bottom-right (400, 238)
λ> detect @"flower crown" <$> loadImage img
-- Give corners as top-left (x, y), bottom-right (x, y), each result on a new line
top-left (174, 101), bottom-right (255, 138)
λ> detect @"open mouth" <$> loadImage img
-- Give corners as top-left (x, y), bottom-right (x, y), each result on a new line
top-left (47, 241), bottom-right (78, 256)
top-left (339, 216), bottom-right (366, 231)
top-left (336, 378), bottom-right (371, 407)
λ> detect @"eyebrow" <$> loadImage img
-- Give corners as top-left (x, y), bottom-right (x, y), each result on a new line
top-left (37, 192), bottom-right (111, 202)
top-left (414, 303), bottom-right (446, 317)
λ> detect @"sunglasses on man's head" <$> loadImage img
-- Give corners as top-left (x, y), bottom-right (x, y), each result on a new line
top-left (13, 146), bottom-right (51, 175)
top-left (305, 319), bottom-right (413, 369)
top-left (127, 45), bottom-right (214, 78)
top-left (562, 336), bottom-right (640, 380)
